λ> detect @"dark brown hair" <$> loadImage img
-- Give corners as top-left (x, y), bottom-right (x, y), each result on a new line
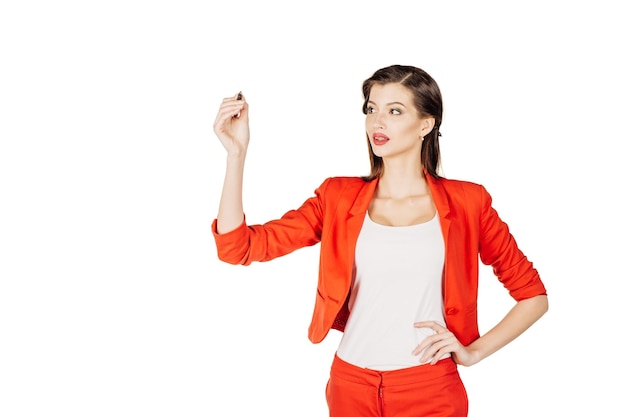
top-left (361, 65), bottom-right (444, 181)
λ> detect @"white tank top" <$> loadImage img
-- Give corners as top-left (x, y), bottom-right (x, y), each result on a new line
top-left (336, 211), bottom-right (449, 370)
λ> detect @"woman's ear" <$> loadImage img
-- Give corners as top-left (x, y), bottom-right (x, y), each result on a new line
top-left (421, 117), bottom-right (435, 137)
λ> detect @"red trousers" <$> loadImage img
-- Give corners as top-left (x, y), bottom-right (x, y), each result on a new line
top-left (326, 354), bottom-right (468, 417)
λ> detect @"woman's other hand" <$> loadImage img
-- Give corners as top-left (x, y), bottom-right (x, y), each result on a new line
top-left (412, 321), bottom-right (481, 367)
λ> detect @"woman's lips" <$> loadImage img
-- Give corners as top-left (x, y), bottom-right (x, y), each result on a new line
top-left (372, 133), bottom-right (389, 146)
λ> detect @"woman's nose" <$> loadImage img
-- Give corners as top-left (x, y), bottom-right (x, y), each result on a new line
top-left (372, 114), bottom-right (386, 129)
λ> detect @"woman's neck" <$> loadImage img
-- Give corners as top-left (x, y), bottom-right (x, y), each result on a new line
top-left (377, 162), bottom-right (428, 199)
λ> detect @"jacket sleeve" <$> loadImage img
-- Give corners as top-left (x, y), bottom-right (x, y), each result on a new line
top-left (211, 178), bottom-right (328, 265)
top-left (477, 186), bottom-right (547, 301)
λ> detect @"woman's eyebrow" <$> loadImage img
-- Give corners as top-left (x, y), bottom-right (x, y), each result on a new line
top-left (368, 100), bottom-right (407, 108)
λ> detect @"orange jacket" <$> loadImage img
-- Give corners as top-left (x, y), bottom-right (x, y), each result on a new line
top-left (212, 175), bottom-right (547, 346)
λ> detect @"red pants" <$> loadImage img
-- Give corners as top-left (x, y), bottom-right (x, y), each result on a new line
top-left (326, 354), bottom-right (468, 417)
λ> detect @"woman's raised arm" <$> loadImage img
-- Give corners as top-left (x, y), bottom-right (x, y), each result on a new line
top-left (213, 92), bottom-right (249, 234)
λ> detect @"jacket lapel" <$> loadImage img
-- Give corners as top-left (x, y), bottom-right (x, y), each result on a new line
top-left (426, 174), bottom-right (452, 304)
top-left (426, 175), bottom-right (451, 243)
top-left (346, 178), bottom-right (378, 245)
top-left (340, 179), bottom-right (378, 292)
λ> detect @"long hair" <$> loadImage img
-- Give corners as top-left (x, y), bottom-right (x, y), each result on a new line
top-left (361, 65), bottom-right (444, 181)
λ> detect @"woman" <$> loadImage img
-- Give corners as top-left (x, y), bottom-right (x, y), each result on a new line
top-left (212, 65), bottom-right (548, 417)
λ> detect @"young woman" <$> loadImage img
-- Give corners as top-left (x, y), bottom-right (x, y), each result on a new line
top-left (212, 65), bottom-right (548, 417)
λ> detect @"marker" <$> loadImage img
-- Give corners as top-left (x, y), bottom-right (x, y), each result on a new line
top-left (234, 91), bottom-right (243, 118)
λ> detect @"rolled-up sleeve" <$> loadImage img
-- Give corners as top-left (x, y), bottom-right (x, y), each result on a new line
top-left (478, 186), bottom-right (547, 301)
top-left (212, 178), bottom-right (328, 265)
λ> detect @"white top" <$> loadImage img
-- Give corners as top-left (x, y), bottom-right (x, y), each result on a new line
top-left (336, 211), bottom-right (449, 371)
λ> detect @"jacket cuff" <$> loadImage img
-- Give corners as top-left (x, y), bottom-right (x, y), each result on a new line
top-left (211, 216), bottom-right (247, 241)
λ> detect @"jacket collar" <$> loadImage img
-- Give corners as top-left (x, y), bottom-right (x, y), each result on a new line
top-left (426, 174), bottom-right (451, 220)
top-left (348, 177), bottom-right (378, 218)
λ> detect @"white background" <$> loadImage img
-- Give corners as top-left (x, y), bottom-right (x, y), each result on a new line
top-left (1, 1), bottom-right (624, 416)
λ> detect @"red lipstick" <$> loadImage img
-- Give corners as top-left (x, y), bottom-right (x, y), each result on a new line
top-left (372, 132), bottom-right (389, 146)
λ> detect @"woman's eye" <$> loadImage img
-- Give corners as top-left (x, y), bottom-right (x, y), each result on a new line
top-left (366, 106), bottom-right (376, 114)
top-left (390, 109), bottom-right (402, 115)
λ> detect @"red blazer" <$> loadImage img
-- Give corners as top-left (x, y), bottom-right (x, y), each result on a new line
top-left (212, 175), bottom-right (547, 346)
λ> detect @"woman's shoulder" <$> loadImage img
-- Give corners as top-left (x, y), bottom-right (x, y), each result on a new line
top-left (435, 176), bottom-right (487, 194)
top-left (433, 177), bottom-right (492, 210)
top-left (314, 175), bottom-right (372, 202)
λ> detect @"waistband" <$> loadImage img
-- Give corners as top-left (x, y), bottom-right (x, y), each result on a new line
top-left (331, 353), bottom-right (458, 387)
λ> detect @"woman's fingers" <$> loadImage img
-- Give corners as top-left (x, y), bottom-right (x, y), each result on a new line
top-left (412, 321), bottom-right (460, 365)
top-left (412, 329), bottom-right (453, 356)
top-left (419, 333), bottom-right (457, 364)
top-left (214, 96), bottom-right (246, 129)
top-left (212, 92), bottom-right (250, 155)
top-left (414, 320), bottom-right (446, 333)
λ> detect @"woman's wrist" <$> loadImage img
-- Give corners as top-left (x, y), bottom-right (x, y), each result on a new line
top-left (226, 150), bottom-right (247, 163)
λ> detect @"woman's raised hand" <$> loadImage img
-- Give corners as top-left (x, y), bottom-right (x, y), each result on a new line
top-left (213, 92), bottom-right (250, 156)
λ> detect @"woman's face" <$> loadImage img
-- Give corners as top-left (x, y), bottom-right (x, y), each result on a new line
top-left (365, 83), bottom-right (433, 160)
